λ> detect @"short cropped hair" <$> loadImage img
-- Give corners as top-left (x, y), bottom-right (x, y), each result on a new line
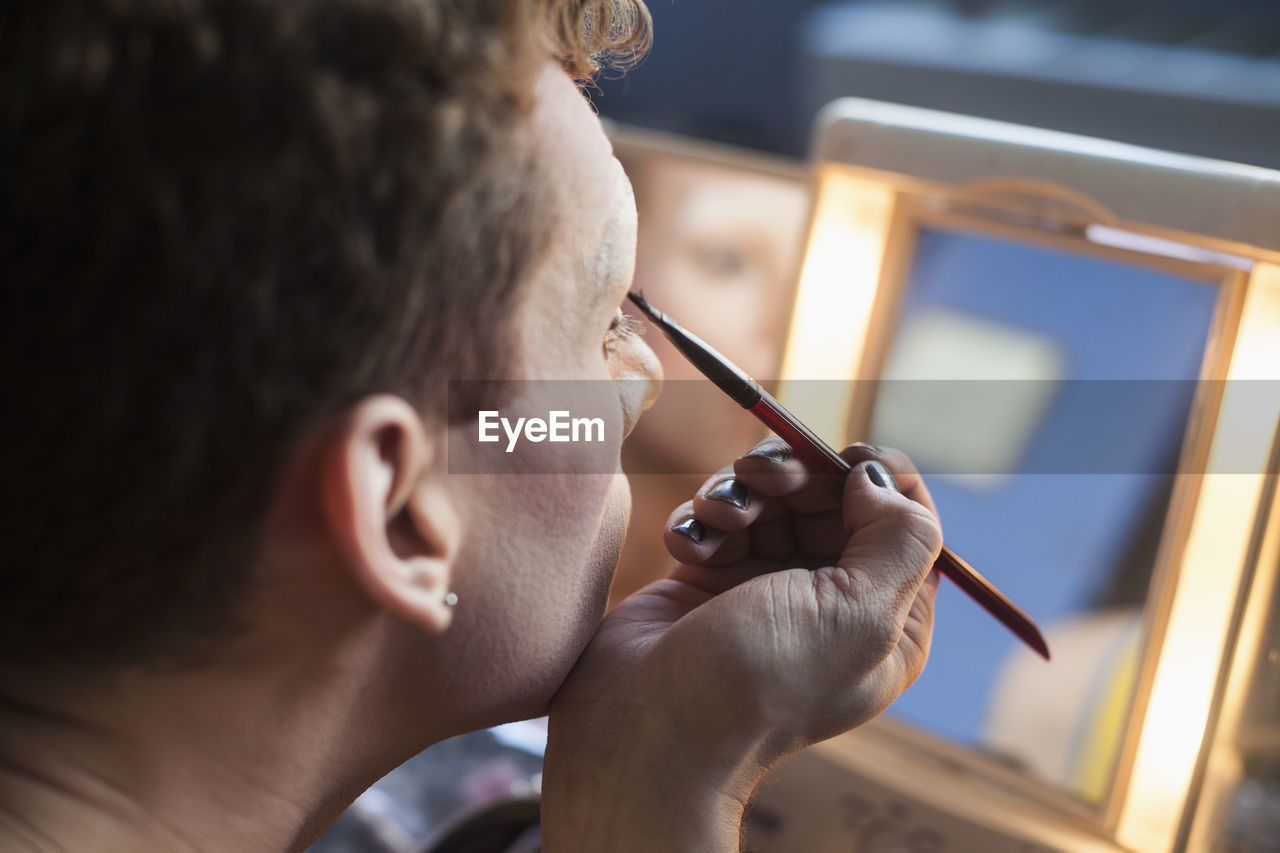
top-left (0, 0), bottom-right (649, 672)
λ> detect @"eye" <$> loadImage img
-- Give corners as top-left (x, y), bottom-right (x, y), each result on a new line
top-left (603, 308), bottom-right (642, 356)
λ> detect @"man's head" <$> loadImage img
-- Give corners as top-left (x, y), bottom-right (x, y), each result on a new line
top-left (0, 0), bottom-right (651, 678)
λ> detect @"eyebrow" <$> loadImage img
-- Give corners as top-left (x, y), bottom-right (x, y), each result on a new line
top-left (584, 204), bottom-right (632, 307)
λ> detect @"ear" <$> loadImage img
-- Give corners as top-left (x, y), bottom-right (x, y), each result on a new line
top-left (321, 394), bottom-right (460, 633)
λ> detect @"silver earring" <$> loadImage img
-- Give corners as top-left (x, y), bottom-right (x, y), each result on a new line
top-left (444, 592), bottom-right (458, 608)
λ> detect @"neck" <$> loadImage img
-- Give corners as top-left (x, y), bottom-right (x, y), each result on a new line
top-left (0, 629), bottom-right (429, 853)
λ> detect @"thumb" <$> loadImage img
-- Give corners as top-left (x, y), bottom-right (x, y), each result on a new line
top-left (839, 460), bottom-right (943, 617)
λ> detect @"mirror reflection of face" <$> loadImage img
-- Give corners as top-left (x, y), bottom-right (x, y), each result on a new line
top-left (625, 158), bottom-right (809, 471)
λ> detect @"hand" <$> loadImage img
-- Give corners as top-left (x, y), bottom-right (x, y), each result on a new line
top-left (542, 441), bottom-right (943, 852)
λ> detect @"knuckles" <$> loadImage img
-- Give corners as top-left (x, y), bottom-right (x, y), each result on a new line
top-left (897, 502), bottom-right (944, 564)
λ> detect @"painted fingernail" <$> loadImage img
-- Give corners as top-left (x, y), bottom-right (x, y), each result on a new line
top-left (706, 478), bottom-right (749, 509)
top-left (672, 517), bottom-right (706, 543)
top-left (745, 443), bottom-right (790, 463)
top-left (865, 460), bottom-right (898, 492)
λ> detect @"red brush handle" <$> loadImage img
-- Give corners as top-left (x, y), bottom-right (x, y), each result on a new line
top-left (749, 393), bottom-right (1049, 660)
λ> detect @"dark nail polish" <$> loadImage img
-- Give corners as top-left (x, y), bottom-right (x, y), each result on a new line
top-left (746, 443), bottom-right (790, 463)
top-left (706, 478), bottom-right (749, 510)
top-left (672, 517), bottom-right (706, 543)
top-left (865, 461), bottom-right (898, 492)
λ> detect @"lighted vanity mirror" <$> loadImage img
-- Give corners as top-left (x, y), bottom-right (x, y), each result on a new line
top-left (775, 100), bottom-right (1280, 850)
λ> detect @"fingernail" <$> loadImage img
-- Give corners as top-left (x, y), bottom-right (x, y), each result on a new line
top-left (746, 443), bottom-right (790, 463)
top-left (672, 517), bottom-right (706, 543)
top-left (865, 460), bottom-right (898, 492)
top-left (706, 478), bottom-right (749, 510)
top-left (852, 441), bottom-right (883, 454)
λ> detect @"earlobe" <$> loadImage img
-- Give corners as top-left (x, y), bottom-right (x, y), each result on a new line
top-left (321, 395), bottom-right (461, 634)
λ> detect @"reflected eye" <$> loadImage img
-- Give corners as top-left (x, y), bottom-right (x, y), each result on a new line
top-left (604, 309), bottom-right (642, 356)
top-left (693, 244), bottom-right (747, 279)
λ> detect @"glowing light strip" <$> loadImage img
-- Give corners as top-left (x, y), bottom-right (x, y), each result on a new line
top-left (1117, 263), bottom-right (1280, 851)
top-left (776, 168), bottom-right (895, 441)
top-left (1085, 225), bottom-right (1255, 272)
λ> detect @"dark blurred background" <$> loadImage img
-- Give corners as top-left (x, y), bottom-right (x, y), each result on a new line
top-left (596, 0), bottom-right (1280, 168)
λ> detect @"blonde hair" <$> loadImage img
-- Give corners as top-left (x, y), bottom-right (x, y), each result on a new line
top-left (540, 0), bottom-right (653, 78)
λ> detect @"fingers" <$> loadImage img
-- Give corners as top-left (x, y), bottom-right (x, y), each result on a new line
top-left (839, 443), bottom-right (938, 519)
top-left (837, 459), bottom-right (944, 619)
top-left (690, 466), bottom-right (767, 531)
top-left (665, 440), bottom-right (838, 568)
top-left (664, 498), bottom-right (751, 569)
top-left (734, 440), bottom-right (846, 515)
top-left (642, 439), bottom-right (945, 757)
top-left (730, 439), bottom-right (809, 496)
top-left (663, 439), bottom-right (943, 591)
top-left (663, 453), bottom-right (783, 568)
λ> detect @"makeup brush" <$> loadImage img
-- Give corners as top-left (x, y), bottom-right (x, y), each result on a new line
top-left (628, 291), bottom-right (1050, 661)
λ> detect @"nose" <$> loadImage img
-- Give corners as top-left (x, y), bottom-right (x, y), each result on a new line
top-left (615, 337), bottom-right (663, 438)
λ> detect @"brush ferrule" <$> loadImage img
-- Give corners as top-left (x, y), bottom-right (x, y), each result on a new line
top-left (663, 329), bottom-right (763, 408)
top-left (627, 292), bottom-right (762, 408)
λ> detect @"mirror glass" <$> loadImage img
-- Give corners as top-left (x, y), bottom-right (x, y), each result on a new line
top-left (865, 221), bottom-right (1224, 802)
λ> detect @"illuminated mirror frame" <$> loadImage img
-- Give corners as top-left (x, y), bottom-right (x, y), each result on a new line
top-left (778, 100), bottom-right (1280, 853)
top-left (1185, 414), bottom-right (1280, 850)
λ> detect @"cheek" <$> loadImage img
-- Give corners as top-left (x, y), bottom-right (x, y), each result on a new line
top-left (442, 470), bottom-right (628, 720)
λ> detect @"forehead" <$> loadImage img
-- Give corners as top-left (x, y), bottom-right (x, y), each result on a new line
top-left (525, 61), bottom-right (636, 297)
top-left (528, 62), bottom-right (617, 199)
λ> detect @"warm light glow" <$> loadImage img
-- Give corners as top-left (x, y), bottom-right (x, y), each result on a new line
top-left (1117, 262), bottom-right (1280, 851)
top-left (775, 167), bottom-right (895, 442)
